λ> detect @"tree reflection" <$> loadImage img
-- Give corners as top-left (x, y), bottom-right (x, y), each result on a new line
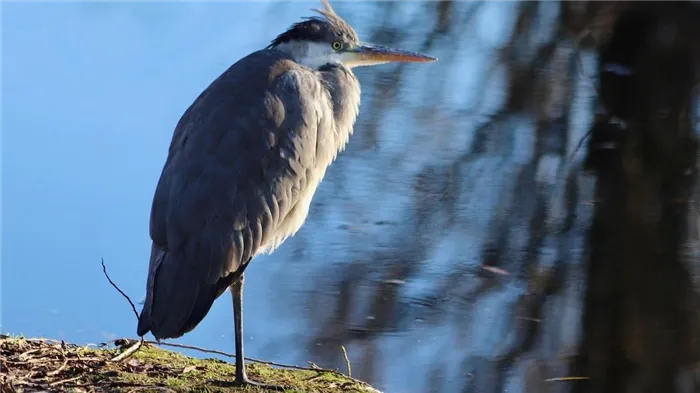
top-left (274, 2), bottom-right (700, 392)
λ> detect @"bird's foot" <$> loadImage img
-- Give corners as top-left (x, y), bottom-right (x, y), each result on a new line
top-left (215, 375), bottom-right (286, 391)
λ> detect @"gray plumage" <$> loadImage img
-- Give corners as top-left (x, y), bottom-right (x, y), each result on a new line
top-left (138, 49), bottom-right (360, 338)
top-left (136, 0), bottom-right (435, 387)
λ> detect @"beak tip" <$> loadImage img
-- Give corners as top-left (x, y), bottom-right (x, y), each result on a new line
top-left (415, 55), bottom-right (437, 63)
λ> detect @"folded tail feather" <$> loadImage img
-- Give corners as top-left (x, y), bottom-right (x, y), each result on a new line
top-left (137, 243), bottom-right (244, 339)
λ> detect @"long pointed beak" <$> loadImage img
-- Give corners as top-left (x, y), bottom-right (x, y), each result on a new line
top-left (351, 42), bottom-right (437, 64)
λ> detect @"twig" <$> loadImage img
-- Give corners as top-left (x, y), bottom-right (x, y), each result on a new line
top-left (101, 258), bottom-right (140, 321)
top-left (14, 338), bottom-right (63, 345)
top-left (340, 345), bottom-right (352, 378)
top-left (143, 341), bottom-right (309, 371)
top-left (308, 361), bottom-right (322, 370)
top-left (18, 348), bottom-right (43, 361)
top-left (0, 371), bottom-right (15, 393)
top-left (141, 340), bottom-right (371, 386)
top-left (111, 340), bottom-right (143, 362)
top-left (99, 257), bottom-right (144, 362)
top-left (46, 345), bottom-right (68, 377)
top-left (62, 380), bottom-right (162, 390)
top-left (49, 376), bottom-right (82, 387)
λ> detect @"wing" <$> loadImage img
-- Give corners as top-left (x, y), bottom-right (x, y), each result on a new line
top-left (137, 49), bottom-right (333, 339)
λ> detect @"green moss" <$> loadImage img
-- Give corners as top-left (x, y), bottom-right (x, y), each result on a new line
top-left (0, 334), bottom-right (380, 393)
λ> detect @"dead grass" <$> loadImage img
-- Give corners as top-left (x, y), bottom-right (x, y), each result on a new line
top-left (0, 335), bottom-right (380, 393)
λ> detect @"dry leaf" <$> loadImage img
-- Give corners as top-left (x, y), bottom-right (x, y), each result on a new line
top-left (182, 365), bottom-right (197, 374)
top-left (481, 265), bottom-right (509, 275)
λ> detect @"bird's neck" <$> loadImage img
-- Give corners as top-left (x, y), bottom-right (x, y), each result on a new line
top-left (317, 63), bottom-right (361, 154)
top-left (272, 41), bottom-right (342, 70)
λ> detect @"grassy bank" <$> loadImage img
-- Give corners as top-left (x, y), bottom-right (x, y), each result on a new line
top-left (0, 335), bottom-right (380, 393)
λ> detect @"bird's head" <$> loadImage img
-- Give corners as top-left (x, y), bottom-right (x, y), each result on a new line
top-left (268, 0), bottom-right (437, 70)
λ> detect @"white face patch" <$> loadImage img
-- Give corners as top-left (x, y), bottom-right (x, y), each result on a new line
top-left (300, 41), bottom-right (342, 69)
top-left (275, 40), bottom-right (392, 69)
top-left (275, 41), bottom-right (341, 69)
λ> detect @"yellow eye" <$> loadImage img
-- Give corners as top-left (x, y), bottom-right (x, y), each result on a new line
top-left (332, 41), bottom-right (342, 50)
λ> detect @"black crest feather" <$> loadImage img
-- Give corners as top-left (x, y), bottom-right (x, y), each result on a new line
top-left (267, 0), bottom-right (359, 48)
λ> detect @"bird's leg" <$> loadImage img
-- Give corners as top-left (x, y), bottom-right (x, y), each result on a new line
top-left (232, 274), bottom-right (248, 382)
top-left (230, 273), bottom-right (286, 391)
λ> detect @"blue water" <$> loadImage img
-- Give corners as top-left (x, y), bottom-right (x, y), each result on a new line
top-left (2, 3), bottom-right (529, 393)
top-left (1, 0), bottom-right (318, 347)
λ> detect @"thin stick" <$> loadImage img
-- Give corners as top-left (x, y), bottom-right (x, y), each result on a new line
top-left (142, 340), bottom-right (371, 387)
top-left (13, 338), bottom-right (63, 345)
top-left (49, 376), bottom-right (82, 387)
top-left (101, 259), bottom-right (140, 321)
top-left (45, 346), bottom-right (68, 377)
top-left (111, 340), bottom-right (143, 362)
top-left (340, 345), bottom-right (352, 378)
top-left (18, 348), bottom-right (44, 361)
top-left (143, 341), bottom-right (311, 371)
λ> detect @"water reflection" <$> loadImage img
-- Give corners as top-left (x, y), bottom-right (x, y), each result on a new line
top-left (3, 2), bottom-right (700, 393)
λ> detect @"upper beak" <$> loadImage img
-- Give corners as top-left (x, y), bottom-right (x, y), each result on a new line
top-left (351, 42), bottom-right (437, 64)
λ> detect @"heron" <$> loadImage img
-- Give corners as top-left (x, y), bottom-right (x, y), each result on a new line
top-left (136, 0), bottom-right (436, 389)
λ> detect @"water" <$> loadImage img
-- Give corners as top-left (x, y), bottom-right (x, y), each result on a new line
top-left (8, 2), bottom-right (699, 393)
top-left (0, 0), bottom-right (311, 354)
